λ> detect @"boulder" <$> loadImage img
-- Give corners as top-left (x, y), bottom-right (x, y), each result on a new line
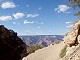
top-left (63, 20), bottom-right (80, 46)
top-left (0, 25), bottom-right (27, 60)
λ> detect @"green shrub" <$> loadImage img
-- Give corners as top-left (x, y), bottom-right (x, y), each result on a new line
top-left (55, 41), bottom-right (60, 44)
top-left (60, 45), bottom-right (67, 58)
top-left (27, 43), bottom-right (43, 54)
top-left (27, 45), bottom-right (36, 54)
top-left (52, 43), bottom-right (54, 45)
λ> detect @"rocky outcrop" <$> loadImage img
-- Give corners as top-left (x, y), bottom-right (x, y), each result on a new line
top-left (63, 20), bottom-right (80, 60)
top-left (63, 20), bottom-right (80, 46)
top-left (0, 25), bottom-right (27, 60)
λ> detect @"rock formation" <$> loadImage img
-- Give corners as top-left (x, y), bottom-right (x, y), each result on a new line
top-left (0, 25), bottom-right (27, 60)
top-left (63, 20), bottom-right (80, 60)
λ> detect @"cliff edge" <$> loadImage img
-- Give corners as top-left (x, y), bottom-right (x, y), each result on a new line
top-left (0, 25), bottom-right (27, 60)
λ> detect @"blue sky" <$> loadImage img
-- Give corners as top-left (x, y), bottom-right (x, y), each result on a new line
top-left (0, 0), bottom-right (79, 35)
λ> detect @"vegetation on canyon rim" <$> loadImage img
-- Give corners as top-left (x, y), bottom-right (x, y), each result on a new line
top-left (60, 45), bottom-right (67, 58)
top-left (27, 43), bottom-right (44, 55)
top-left (69, 0), bottom-right (80, 19)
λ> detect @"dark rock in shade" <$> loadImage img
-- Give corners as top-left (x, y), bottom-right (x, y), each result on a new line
top-left (0, 25), bottom-right (27, 60)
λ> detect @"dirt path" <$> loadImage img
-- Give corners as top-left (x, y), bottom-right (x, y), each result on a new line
top-left (22, 42), bottom-right (65, 60)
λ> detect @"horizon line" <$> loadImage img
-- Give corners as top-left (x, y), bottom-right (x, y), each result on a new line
top-left (18, 34), bottom-right (64, 36)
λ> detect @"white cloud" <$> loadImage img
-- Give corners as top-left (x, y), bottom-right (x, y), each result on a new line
top-left (65, 11), bottom-right (71, 14)
top-left (27, 13), bottom-right (39, 18)
top-left (25, 30), bottom-right (30, 33)
top-left (66, 21), bottom-right (73, 28)
top-left (24, 20), bottom-right (34, 24)
top-left (13, 22), bottom-right (20, 25)
top-left (35, 21), bottom-right (43, 24)
top-left (66, 25), bottom-right (73, 28)
top-left (49, 31), bottom-right (52, 33)
top-left (13, 13), bottom-right (25, 19)
top-left (66, 21), bottom-right (72, 24)
top-left (17, 5), bottom-right (19, 6)
top-left (38, 7), bottom-right (42, 10)
top-left (1, 1), bottom-right (16, 9)
top-left (26, 5), bottom-right (29, 7)
top-left (13, 22), bottom-right (16, 24)
top-left (0, 16), bottom-right (12, 21)
top-left (37, 27), bottom-right (40, 28)
top-left (41, 22), bottom-right (43, 24)
top-left (54, 5), bottom-right (69, 13)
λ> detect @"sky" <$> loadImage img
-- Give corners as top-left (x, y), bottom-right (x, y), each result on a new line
top-left (0, 0), bottom-right (79, 35)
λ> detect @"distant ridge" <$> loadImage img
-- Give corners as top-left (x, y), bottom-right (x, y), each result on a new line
top-left (19, 35), bottom-right (64, 47)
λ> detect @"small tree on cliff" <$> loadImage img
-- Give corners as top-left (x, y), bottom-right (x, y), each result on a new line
top-left (69, 0), bottom-right (80, 8)
top-left (68, 0), bottom-right (80, 19)
top-left (74, 11), bottom-right (80, 19)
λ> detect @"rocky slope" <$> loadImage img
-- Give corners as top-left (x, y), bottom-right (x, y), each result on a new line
top-left (0, 25), bottom-right (27, 60)
top-left (63, 20), bottom-right (80, 60)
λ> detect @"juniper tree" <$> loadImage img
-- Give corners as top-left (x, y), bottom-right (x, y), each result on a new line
top-left (69, 0), bottom-right (80, 19)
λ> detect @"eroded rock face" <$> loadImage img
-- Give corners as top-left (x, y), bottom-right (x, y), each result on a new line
top-left (77, 35), bottom-right (80, 43)
top-left (63, 20), bottom-right (80, 46)
top-left (63, 20), bottom-right (80, 60)
top-left (0, 25), bottom-right (27, 60)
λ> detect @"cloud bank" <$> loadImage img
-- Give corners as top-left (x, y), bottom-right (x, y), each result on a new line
top-left (0, 16), bottom-right (12, 21)
top-left (13, 13), bottom-right (25, 19)
top-left (54, 5), bottom-right (69, 13)
top-left (1, 1), bottom-right (16, 9)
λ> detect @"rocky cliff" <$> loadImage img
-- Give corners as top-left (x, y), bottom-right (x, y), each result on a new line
top-left (63, 20), bottom-right (80, 60)
top-left (0, 25), bottom-right (27, 60)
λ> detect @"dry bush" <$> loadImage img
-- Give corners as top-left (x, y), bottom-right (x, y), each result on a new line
top-left (27, 43), bottom-right (43, 55)
top-left (60, 45), bottom-right (67, 58)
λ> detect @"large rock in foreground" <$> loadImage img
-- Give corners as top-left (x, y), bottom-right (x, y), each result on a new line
top-left (0, 25), bottom-right (27, 60)
top-left (63, 20), bottom-right (80, 46)
top-left (63, 20), bottom-right (80, 60)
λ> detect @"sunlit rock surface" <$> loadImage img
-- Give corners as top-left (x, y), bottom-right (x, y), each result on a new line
top-left (63, 20), bottom-right (80, 60)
